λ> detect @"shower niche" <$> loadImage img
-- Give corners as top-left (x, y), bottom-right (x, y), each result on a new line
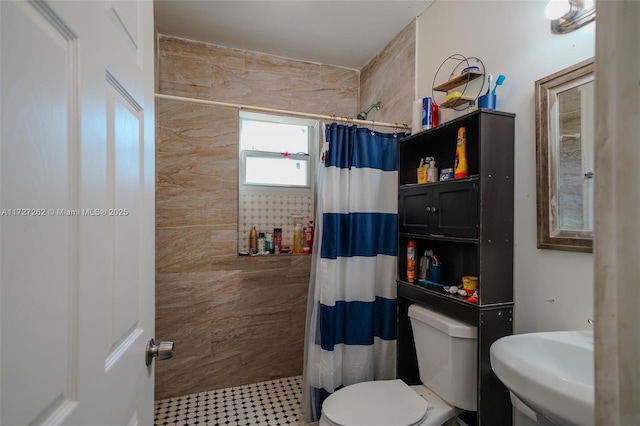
top-left (396, 109), bottom-right (515, 425)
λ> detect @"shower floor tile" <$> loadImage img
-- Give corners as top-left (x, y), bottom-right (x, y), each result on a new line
top-left (154, 376), bottom-right (302, 425)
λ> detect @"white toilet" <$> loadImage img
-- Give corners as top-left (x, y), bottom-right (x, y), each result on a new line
top-left (319, 303), bottom-right (478, 426)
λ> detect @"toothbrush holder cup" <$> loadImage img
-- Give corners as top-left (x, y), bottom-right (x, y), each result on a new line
top-left (478, 93), bottom-right (496, 109)
top-left (429, 264), bottom-right (443, 283)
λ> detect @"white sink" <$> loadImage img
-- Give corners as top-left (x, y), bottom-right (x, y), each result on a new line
top-left (490, 331), bottom-right (594, 426)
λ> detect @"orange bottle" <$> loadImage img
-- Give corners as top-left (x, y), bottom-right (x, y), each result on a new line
top-left (407, 240), bottom-right (417, 283)
top-left (454, 127), bottom-right (468, 178)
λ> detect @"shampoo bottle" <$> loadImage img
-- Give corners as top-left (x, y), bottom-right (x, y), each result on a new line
top-left (250, 225), bottom-right (258, 253)
top-left (454, 127), bottom-right (469, 178)
top-left (273, 228), bottom-right (282, 254)
top-left (293, 223), bottom-right (304, 254)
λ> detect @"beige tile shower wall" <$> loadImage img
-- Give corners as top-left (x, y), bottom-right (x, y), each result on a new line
top-left (360, 20), bottom-right (415, 127)
top-left (155, 35), bottom-right (359, 400)
top-left (158, 36), bottom-right (359, 116)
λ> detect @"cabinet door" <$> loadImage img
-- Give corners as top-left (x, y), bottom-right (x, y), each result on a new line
top-left (399, 185), bottom-right (436, 235)
top-left (433, 179), bottom-right (479, 238)
top-left (399, 180), bottom-right (479, 238)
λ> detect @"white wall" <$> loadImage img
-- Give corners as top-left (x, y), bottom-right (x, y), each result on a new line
top-left (416, 0), bottom-right (595, 333)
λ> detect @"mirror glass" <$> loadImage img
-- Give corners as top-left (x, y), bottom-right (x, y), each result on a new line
top-left (535, 58), bottom-right (594, 252)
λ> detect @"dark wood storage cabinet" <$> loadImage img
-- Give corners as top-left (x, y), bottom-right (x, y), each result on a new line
top-left (399, 178), bottom-right (479, 238)
top-left (397, 110), bottom-right (515, 425)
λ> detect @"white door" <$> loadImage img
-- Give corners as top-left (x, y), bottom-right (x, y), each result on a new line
top-left (0, 1), bottom-right (158, 425)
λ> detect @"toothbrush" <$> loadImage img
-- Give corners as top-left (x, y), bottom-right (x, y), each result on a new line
top-left (491, 74), bottom-right (506, 95)
top-left (486, 75), bottom-right (493, 95)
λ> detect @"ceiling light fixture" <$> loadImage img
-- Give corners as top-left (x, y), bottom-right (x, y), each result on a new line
top-left (545, 0), bottom-right (595, 34)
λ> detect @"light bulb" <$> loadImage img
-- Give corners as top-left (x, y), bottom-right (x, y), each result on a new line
top-left (545, 0), bottom-right (571, 20)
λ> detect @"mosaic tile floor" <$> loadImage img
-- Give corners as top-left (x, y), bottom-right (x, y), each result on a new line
top-left (154, 376), bottom-right (302, 426)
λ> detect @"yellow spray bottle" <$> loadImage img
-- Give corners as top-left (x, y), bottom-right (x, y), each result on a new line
top-left (454, 127), bottom-right (468, 178)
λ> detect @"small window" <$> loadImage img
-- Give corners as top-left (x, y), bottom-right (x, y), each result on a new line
top-left (244, 155), bottom-right (309, 187)
top-left (240, 112), bottom-right (315, 190)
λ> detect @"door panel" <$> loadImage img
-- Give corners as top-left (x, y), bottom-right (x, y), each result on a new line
top-left (399, 185), bottom-right (434, 234)
top-left (1, 1), bottom-right (155, 425)
top-left (435, 179), bottom-right (479, 238)
top-left (106, 0), bottom-right (140, 53)
top-left (0, 2), bottom-right (79, 424)
top-left (105, 79), bottom-right (144, 368)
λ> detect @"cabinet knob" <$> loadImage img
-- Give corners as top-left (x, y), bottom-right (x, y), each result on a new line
top-left (430, 206), bottom-right (438, 213)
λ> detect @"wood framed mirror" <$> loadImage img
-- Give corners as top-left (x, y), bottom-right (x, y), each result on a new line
top-left (535, 58), bottom-right (594, 253)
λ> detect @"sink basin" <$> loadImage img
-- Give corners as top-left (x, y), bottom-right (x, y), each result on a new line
top-left (490, 331), bottom-right (594, 426)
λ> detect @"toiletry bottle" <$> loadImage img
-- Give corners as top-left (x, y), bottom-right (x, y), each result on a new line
top-left (305, 220), bottom-right (314, 253)
top-left (419, 250), bottom-right (430, 280)
top-left (427, 158), bottom-right (438, 183)
top-left (421, 97), bottom-right (433, 130)
top-left (265, 232), bottom-right (273, 253)
top-left (407, 240), bottom-right (416, 283)
top-left (454, 127), bottom-right (469, 178)
top-left (258, 232), bottom-right (266, 254)
top-left (293, 223), bottom-right (304, 254)
top-left (250, 225), bottom-right (258, 253)
top-left (273, 228), bottom-right (282, 254)
top-left (417, 158), bottom-right (428, 184)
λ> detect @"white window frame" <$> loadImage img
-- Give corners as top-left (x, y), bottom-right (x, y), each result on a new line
top-left (239, 111), bottom-right (318, 195)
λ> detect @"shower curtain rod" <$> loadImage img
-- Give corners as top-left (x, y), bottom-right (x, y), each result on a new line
top-left (155, 93), bottom-right (411, 131)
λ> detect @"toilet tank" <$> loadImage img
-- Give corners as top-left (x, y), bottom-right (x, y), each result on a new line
top-left (408, 303), bottom-right (477, 411)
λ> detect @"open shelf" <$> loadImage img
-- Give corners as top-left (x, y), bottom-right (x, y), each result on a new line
top-left (400, 175), bottom-right (480, 190)
top-left (439, 94), bottom-right (477, 108)
top-left (399, 232), bottom-right (479, 244)
top-left (433, 70), bottom-right (484, 92)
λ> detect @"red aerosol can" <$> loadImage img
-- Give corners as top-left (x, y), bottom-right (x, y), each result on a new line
top-left (431, 102), bottom-right (439, 127)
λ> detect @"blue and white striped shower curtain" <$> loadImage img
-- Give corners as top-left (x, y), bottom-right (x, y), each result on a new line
top-left (301, 123), bottom-right (407, 422)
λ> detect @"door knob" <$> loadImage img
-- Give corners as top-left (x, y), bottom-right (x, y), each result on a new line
top-left (146, 338), bottom-right (174, 366)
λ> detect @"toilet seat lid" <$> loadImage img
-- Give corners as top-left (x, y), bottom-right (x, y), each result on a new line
top-left (322, 379), bottom-right (429, 426)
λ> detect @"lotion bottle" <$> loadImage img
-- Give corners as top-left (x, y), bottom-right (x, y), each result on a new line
top-left (427, 158), bottom-right (438, 183)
